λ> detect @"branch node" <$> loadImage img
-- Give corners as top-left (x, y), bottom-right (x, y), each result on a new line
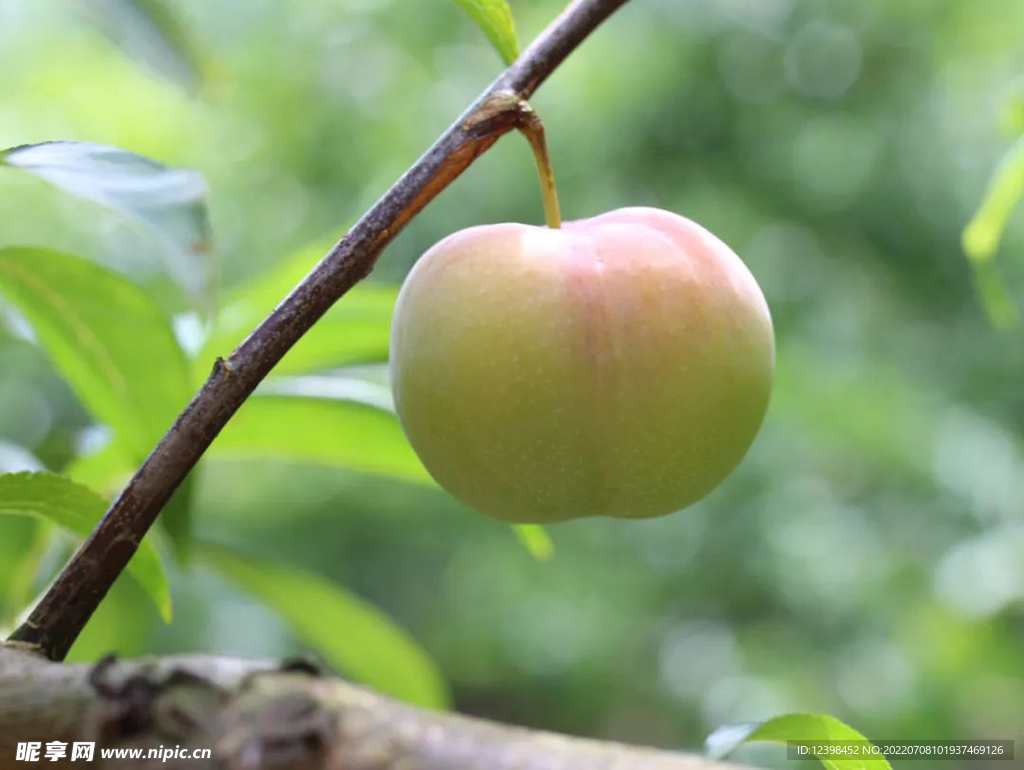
top-left (461, 90), bottom-right (524, 138)
top-left (212, 356), bottom-right (236, 377)
top-left (277, 654), bottom-right (329, 678)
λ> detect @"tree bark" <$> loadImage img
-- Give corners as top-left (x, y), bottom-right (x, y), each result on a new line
top-left (0, 646), bottom-right (749, 770)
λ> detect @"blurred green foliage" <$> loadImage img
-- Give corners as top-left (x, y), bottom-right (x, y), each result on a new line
top-left (1, 0), bottom-right (1023, 766)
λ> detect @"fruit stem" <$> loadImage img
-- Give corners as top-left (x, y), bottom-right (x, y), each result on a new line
top-left (516, 103), bottom-right (562, 229)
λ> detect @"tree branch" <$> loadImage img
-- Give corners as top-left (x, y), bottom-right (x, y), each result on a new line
top-left (8, 0), bottom-right (633, 661)
top-left (0, 646), bottom-right (749, 770)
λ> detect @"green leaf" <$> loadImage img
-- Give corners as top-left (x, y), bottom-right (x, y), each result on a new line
top-left (197, 237), bottom-right (397, 381)
top-left (70, 0), bottom-right (204, 92)
top-left (1, 520), bottom-right (54, 627)
top-left (1004, 93), bottom-right (1024, 134)
top-left (1, 143), bottom-right (211, 298)
top-left (260, 374), bottom-right (395, 412)
top-left (971, 260), bottom-right (1020, 330)
top-left (209, 394), bottom-right (431, 485)
top-left (162, 476), bottom-right (195, 562)
top-left (0, 247), bottom-right (191, 460)
top-left (65, 440), bottom-right (134, 498)
top-left (199, 542), bottom-right (449, 709)
top-left (215, 379), bottom-right (553, 560)
top-left (962, 135), bottom-right (1024, 264)
top-left (512, 524), bottom-right (554, 562)
top-left (0, 472), bottom-right (171, 623)
top-left (706, 713), bottom-right (892, 770)
top-left (451, 0), bottom-right (519, 65)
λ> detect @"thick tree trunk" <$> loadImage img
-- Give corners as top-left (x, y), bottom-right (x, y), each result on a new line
top-left (0, 646), bottom-right (749, 770)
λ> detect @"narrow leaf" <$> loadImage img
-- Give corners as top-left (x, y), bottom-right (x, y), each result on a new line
top-left (0, 472), bottom-right (171, 622)
top-left (972, 260), bottom-right (1020, 330)
top-left (199, 542), bottom-right (449, 709)
top-left (962, 135), bottom-right (1024, 263)
top-left (1, 143), bottom-right (211, 298)
top-left (197, 237), bottom-right (397, 382)
top-left (512, 524), bottom-right (554, 562)
top-left (706, 713), bottom-right (892, 770)
top-left (162, 477), bottom-right (195, 562)
top-left (1003, 93), bottom-right (1024, 134)
top-left (0, 247), bottom-right (191, 460)
top-left (71, 0), bottom-right (203, 92)
top-left (65, 440), bottom-right (133, 498)
top-left (209, 394), bottom-right (431, 485)
top-left (2, 521), bottom-right (56, 627)
top-left (259, 374), bottom-right (395, 413)
top-left (451, 0), bottom-right (520, 65)
top-left (217, 384), bottom-right (554, 561)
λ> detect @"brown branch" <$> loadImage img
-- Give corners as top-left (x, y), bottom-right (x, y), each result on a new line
top-left (7, 0), bottom-right (633, 661)
top-left (0, 646), bottom-right (750, 770)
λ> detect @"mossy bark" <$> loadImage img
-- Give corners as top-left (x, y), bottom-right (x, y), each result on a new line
top-left (0, 646), bottom-right (750, 770)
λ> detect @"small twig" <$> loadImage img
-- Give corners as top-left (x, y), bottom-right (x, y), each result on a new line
top-left (465, 94), bottom-right (562, 227)
top-left (8, 0), bottom-right (633, 661)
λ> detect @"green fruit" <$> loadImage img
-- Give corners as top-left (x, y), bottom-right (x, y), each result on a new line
top-left (390, 207), bottom-right (774, 523)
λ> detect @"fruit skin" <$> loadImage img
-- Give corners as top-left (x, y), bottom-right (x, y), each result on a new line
top-left (390, 207), bottom-right (774, 523)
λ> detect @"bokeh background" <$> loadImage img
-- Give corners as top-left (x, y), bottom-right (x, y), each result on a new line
top-left (1, 0), bottom-right (1023, 766)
